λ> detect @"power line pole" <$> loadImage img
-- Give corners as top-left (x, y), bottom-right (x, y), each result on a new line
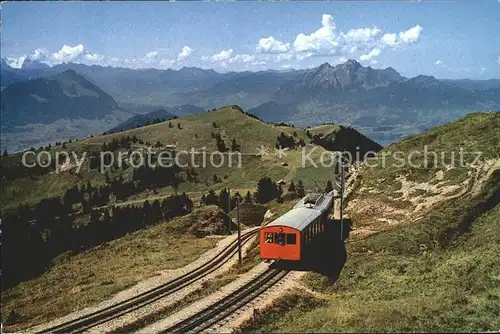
top-left (228, 188), bottom-right (232, 234)
top-left (237, 194), bottom-right (242, 264)
top-left (340, 163), bottom-right (345, 242)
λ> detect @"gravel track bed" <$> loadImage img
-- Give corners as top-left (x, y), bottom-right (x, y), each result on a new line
top-left (139, 265), bottom-right (306, 334)
top-left (87, 232), bottom-right (257, 333)
top-left (137, 262), bottom-right (270, 333)
top-left (26, 228), bottom-right (259, 334)
top-left (205, 270), bottom-right (307, 333)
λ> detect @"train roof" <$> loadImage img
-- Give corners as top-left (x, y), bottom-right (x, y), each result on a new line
top-left (293, 190), bottom-right (336, 212)
top-left (264, 191), bottom-right (336, 232)
top-left (265, 207), bottom-right (323, 232)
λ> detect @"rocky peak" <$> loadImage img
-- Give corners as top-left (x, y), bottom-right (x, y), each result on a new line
top-left (21, 57), bottom-right (50, 70)
top-left (338, 59), bottom-right (362, 72)
top-left (317, 62), bottom-right (333, 71)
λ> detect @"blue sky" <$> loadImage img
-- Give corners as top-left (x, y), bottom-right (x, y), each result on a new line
top-left (2, 1), bottom-right (499, 79)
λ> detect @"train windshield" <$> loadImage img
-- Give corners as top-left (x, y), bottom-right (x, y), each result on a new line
top-left (275, 233), bottom-right (285, 246)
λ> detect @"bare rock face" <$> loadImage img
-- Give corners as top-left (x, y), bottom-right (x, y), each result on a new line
top-left (263, 210), bottom-right (275, 224)
top-left (276, 59), bottom-right (405, 98)
top-left (189, 205), bottom-right (234, 237)
top-left (236, 203), bottom-right (268, 227)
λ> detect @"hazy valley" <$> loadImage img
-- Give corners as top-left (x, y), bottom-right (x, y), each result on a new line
top-left (2, 58), bottom-right (500, 152)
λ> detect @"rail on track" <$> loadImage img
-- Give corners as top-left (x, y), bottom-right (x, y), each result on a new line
top-left (162, 266), bottom-right (289, 334)
top-left (34, 228), bottom-right (259, 334)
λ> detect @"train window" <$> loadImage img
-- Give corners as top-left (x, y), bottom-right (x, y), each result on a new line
top-left (265, 232), bottom-right (274, 243)
top-left (286, 233), bottom-right (296, 244)
top-left (275, 233), bottom-right (285, 246)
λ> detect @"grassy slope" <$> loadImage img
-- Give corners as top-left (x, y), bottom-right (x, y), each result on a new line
top-left (250, 172), bottom-right (500, 333)
top-left (1, 207), bottom-right (222, 332)
top-left (247, 112), bottom-right (500, 332)
top-left (361, 111), bottom-right (499, 191)
top-left (1, 106), bottom-right (338, 210)
top-left (347, 111), bottom-right (500, 228)
top-left (2, 195), bottom-right (302, 332)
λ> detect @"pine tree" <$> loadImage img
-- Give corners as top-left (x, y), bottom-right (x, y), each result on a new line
top-left (325, 180), bottom-right (334, 192)
top-left (219, 188), bottom-right (230, 212)
top-left (244, 191), bottom-right (253, 203)
top-left (205, 189), bottom-right (219, 205)
top-left (255, 177), bottom-right (280, 203)
top-left (2, 149), bottom-right (8, 157)
top-left (230, 138), bottom-right (240, 151)
top-left (296, 180), bottom-right (305, 197)
top-left (288, 181), bottom-right (296, 192)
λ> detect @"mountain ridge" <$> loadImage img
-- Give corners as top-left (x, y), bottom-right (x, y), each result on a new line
top-left (107, 105), bottom-right (205, 133)
top-left (2, 58), bottom-right (500, 149)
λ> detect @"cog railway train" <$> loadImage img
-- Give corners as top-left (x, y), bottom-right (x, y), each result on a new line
top-left (260, 191), bottom-right (336, 261)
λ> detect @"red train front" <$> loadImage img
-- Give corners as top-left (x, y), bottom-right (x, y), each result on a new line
top-left (260, 225), bottom-right (301, 260)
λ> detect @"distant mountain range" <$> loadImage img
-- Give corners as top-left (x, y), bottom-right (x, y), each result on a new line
top-left (1, 57), bottom-right (500, 151)
top-left (248, 60), bottom-right (500, 144)
top-left (0, 69), bottom-right (132, 153)
top-left (1, 70), bottom-right (120, 126)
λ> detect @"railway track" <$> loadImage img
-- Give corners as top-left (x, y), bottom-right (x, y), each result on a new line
top-left (35, 229), bottom-right (259, 334)
top-left (161, 266), bottom-right (289, 334)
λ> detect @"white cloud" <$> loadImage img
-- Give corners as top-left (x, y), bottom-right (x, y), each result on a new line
top-left (261, 14), bottom-right (423, 65)
top-left (145, 51), bottom-right (159, 59)
top-left (159, 59), bottom-right (176, 68)
top-left (343, 27), bottom-right (381, 43)
top-left (206, 49), bottom-right (234, 62)
top-left (381, 25), bottom-right (422, 47)
top-left (398, 25), bottom-right (423, 44)
top-left (497, 56), bottom-right (500, 64)
top-left (6, 16), bottom-right (425, 72)
top-left (256, 36), bottom-right (291, 54)
top-left (84, 53), bottom-right (105, 62)
top-left (335, 56), bottom-right (348, 64)
top-left (51, 44), bottom-right (85, 62)
top-left (280, 64), bottom-right (293, 70)
top-left (268, 52), bottom-right (295, 62)
top-left (434, 59), bottom-right (444, 65)
top-left (228, 54), bottom-right (256, 64)
top-left (6, 56), bottom-right (26, 69)
top-left (177, 46), bottom-right (193, 61)
top-left (293, 14), bottom-right (339, 55)
top-left (30, 48), bottom-right (49, 61)
top-left (381, 33), bottom-right (397, 46)
top-left (359, 48), bottom-right (381, 61)
top-left (122, 58), bottom-right (138, 66)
